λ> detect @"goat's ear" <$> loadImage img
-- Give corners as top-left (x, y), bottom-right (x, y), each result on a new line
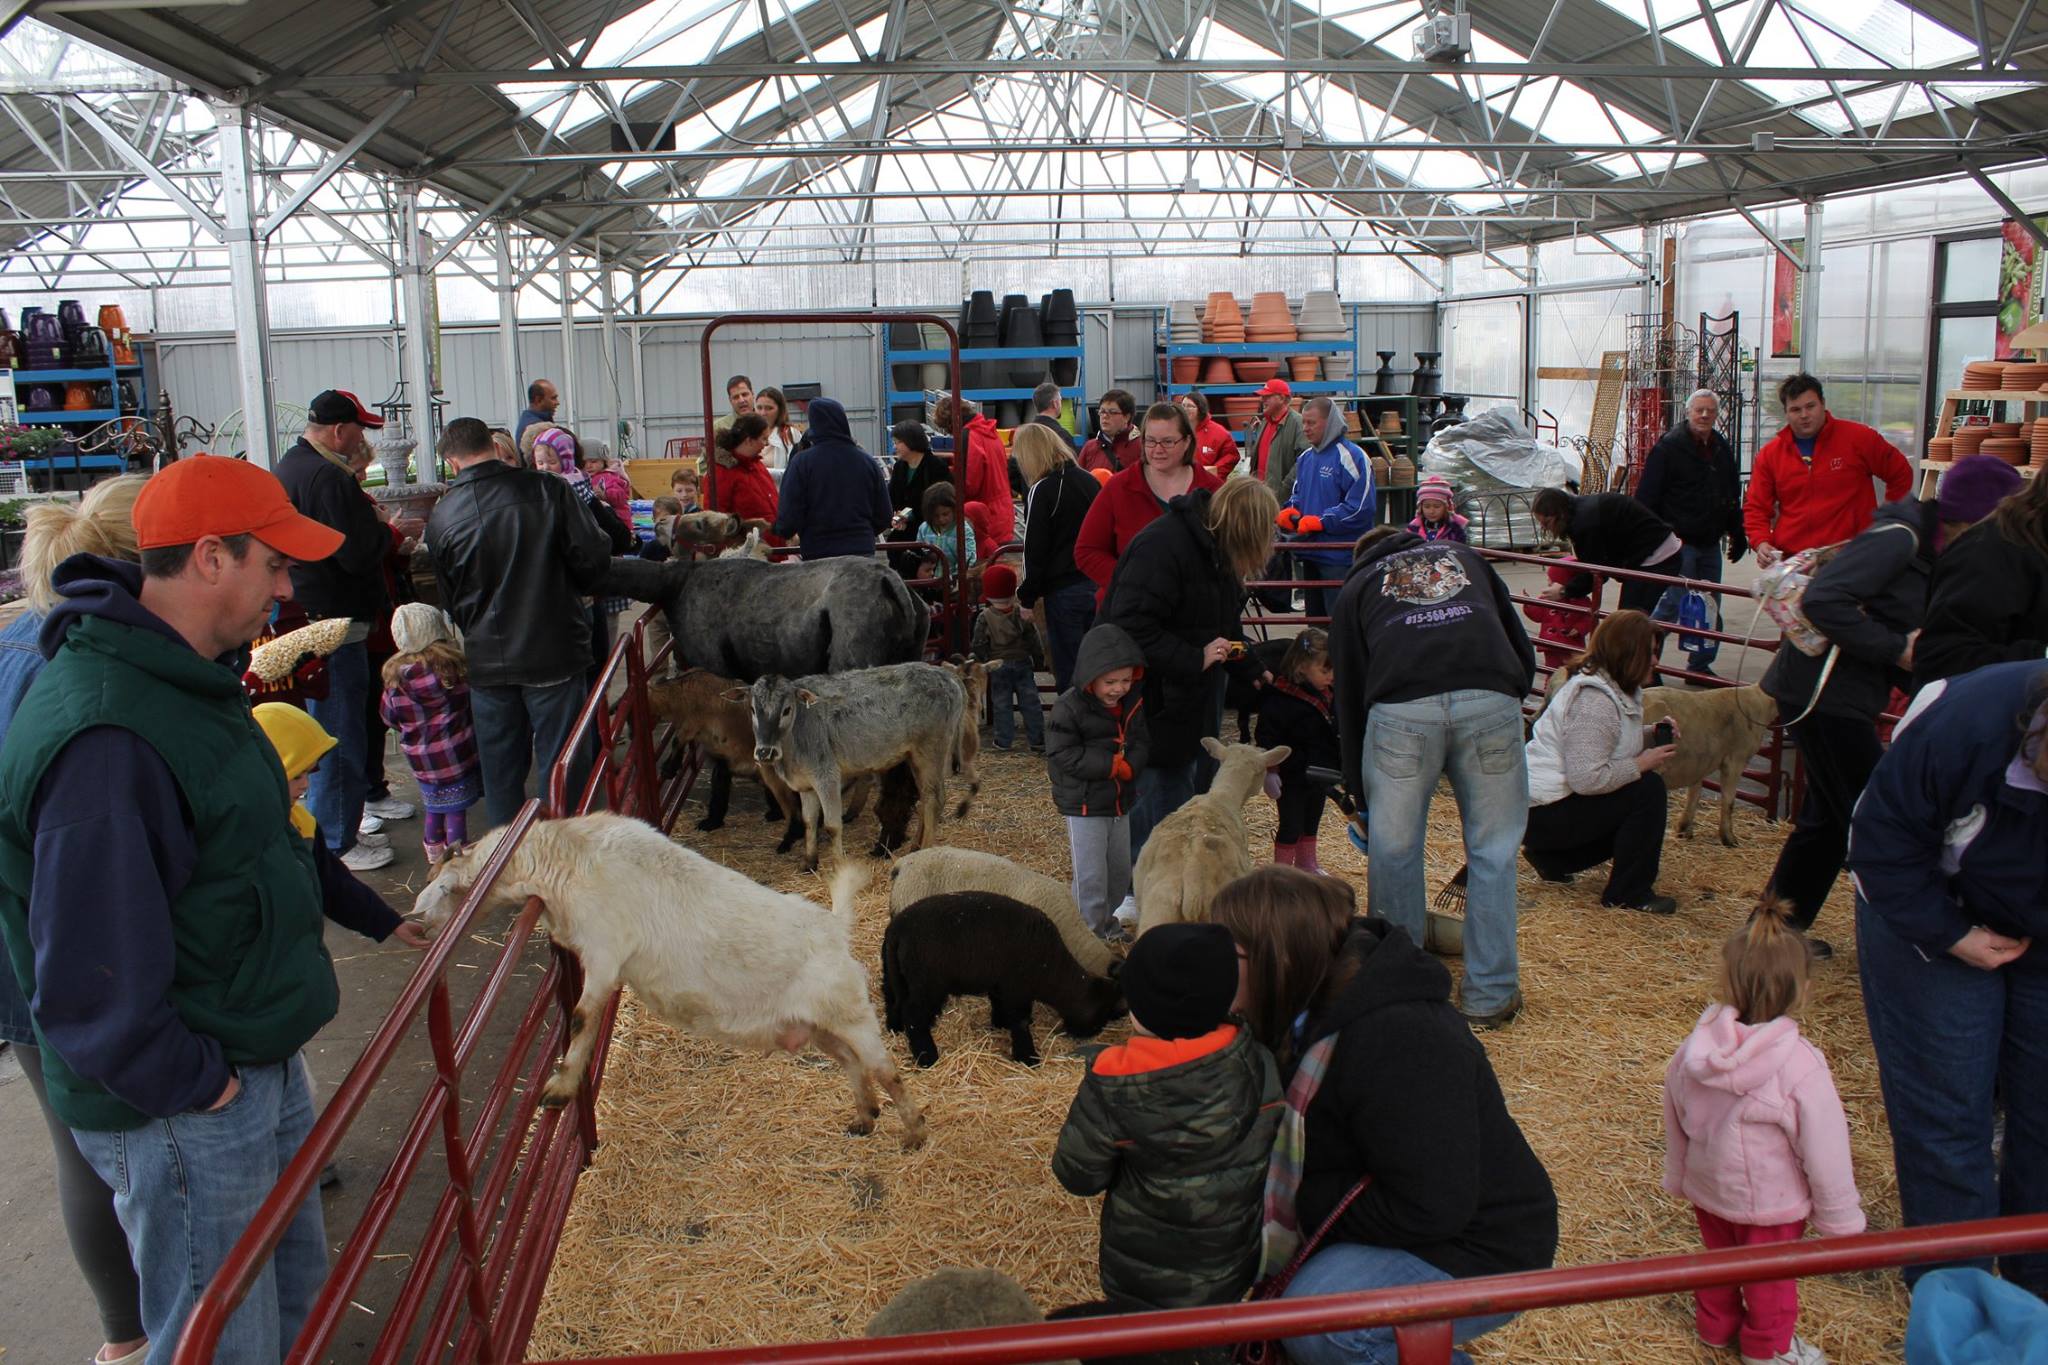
top-left (1264, 744), bottom-right (1293, 767)
top-left (798, 688), bottom-right (820, 707)
top-left (719, 686), bottom-right (748, 703)
top-left (1201, 735), bottom-right (1228, 760)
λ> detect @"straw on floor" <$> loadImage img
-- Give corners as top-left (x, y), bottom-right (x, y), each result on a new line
top-left (526, 746), bottom-right (1904, 1364)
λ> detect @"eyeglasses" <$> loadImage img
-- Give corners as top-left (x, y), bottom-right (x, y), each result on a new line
top-left (1142, 436), bottom-right (1186, 450)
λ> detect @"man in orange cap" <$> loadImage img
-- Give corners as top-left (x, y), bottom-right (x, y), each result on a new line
top-left (0, 455), bottom-right (353, 1363)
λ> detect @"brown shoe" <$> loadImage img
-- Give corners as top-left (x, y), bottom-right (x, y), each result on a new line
top-left (1460, 988), bottom-right (1524, 1032)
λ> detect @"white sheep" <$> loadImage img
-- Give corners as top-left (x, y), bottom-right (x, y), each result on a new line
top-left (888, 847), bottom-right (1120, 977)
top-left (412, 813), bottom-right (926, 1149)
top-left (1133, 738), bottom-right (1290, 937)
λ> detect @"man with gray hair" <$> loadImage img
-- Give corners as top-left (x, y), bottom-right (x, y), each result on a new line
top-left (1635, 387), bottom-right (1744, 679)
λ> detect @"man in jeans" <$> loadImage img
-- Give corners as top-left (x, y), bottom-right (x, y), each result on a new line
top-left (276, 388), bottom-right (412, 871)
top-left (427, 417), bottom-right (613, 827)
top-left (1332, 526), bottom-right (1538, 1030)
top-left (1636, 388), bottom-right (1745, 679)
top-left (0, 455), bottom-right (350, 1362)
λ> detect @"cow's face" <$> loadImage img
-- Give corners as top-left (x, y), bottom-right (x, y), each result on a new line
top-left (749, 675), bottom-right (804, 764)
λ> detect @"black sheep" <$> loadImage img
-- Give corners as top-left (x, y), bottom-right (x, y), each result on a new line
top-left (882, 892), bottom-right (1124, 1067)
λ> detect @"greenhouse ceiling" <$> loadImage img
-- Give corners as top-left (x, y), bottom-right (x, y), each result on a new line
top-left (10, 0), bottom-right (2048, 270)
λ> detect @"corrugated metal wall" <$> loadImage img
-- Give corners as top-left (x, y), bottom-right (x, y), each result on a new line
top-left (153, 301), bottom-right (1435, 456)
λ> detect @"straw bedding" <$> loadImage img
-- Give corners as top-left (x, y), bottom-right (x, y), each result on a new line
top-left (526, 745), bottom-right (1904, 1363)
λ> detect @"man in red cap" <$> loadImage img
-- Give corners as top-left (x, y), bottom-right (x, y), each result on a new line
top-left (276, 389), bottom-right (412, 871)
top-left (1246, 379), bottom-right (1303, 502)
top-left (0, 455), bottom-right (353, 1362)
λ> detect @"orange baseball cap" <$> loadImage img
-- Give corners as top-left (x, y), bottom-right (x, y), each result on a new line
top-left (131, 455), bottom-right (346, 560)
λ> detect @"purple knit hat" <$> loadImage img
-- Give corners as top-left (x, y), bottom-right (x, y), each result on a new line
top-left (1937, 454), bottom-right (2023, 525)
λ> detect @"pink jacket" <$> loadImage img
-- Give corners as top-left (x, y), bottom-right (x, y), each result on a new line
top-left (1662, 1004), bottom-right (1865, 1234)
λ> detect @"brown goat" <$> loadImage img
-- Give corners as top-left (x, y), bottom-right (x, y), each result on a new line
top-left (646, 667), bottom-right (799, 832)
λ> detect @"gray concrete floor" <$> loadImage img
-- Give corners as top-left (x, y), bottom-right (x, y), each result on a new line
top-left (0, 754), bottom-right (548, 1365)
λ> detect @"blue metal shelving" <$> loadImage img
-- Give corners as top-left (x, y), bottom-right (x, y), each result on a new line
top-left (1153, 304), bottom-right (1364, 439)
top-left (879, 340), bottom-right (1088, 441)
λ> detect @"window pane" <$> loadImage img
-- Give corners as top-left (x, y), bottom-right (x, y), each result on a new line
top-left (1940, 237), bottom-right (2002, 303)
top-left (1931, 315), bottom-right (1998, 422)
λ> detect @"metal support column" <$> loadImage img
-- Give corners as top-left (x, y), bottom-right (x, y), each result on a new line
top-left (495, 222), bottom-right (522, 428)
top-left (597, 250), bottom-right (620, 460)
top-left (559, 256), bottom-right (577, 426)
top-left (399, 185), bottom-right (437, 469)
top-left (214, 103), bottom-right (276, 466)
top-left (628, 273), bottom-right (647, 458)
top-left (1799, 200), bottom-right (1824, 374)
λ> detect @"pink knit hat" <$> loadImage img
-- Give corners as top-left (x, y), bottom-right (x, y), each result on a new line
top-left (1415, 475), bottom-right (1456, 507)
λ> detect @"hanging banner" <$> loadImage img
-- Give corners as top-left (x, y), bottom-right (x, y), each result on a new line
top-left (1995, 216), bottom-right (2048, 359)
top-left (1770, 238), bottom-right (1803, 358)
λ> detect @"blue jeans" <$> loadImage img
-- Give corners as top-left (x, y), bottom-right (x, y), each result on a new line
top-left (989, 657), bottom-right (1045, 748)
top-left (1650, 542), bottom-right (1723, 668)
top-left (73, 1056), bottom-right (327, 1365)
top-left (471, 678), bottom-right (592, 827)
top-left (1128, 759), bottom-right (1197, 869)
top-left (305, 640), bottom-right (368, 852)
top-left (1298, 554), bottom-right (1345, 623)
top-left (1364, 691), bottom-right (1528, 1015)
top-left (1857, 897), bottom-right (2048, 1294)
top-left (1281, 1242), bottom-right (1517, 1365)
top-left (1042, 580), bottom-right (1097, 695)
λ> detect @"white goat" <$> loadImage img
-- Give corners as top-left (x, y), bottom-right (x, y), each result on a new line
top-left (1132, 738), bottom-right (1290, 936)
top-left (412, 813), bottom-right (926, 1149)
top-left (718, 527), bottom-right (774, 561)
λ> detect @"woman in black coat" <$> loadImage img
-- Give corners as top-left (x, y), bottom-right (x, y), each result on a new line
top-left (1211, 868), bottom-right (1557, 1365)
top-left (886, 420), bottom-right (952, 538)
top-left (1917, 471), bottom-right (2048, 688)
top-left (1531, 486), bottom-right (1679, 614)
top-left (1099, 478), bottom-right (1277, 863)
top-left (1014, 422), bottom-right (1101, 693)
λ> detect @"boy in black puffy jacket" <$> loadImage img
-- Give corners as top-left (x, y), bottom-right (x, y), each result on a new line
top-left (1047, 624), bottom-right (1150, 936)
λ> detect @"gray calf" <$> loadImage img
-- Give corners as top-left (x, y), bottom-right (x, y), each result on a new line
top-left (740, 663), bottom-right (975, 870)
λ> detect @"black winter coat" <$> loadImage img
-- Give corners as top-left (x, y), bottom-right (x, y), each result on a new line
top-left (426, 460), bottom-right (614, 689)
top-left (1099, 490), bottom-right (1257, 769)
top-left (1255, 681), bottom-right (1339, 785)
top-left (1764, 498), bottom-right (1929, 722)
top-left (1296, 919), bottom-right (1558, 1282)
top-left (1560, 493), bottom-right (1678, 597)
top-left (888, 453), bottom-right (953, 537)
top-left (1916, 514), bottom-right (2048, 689)
top-left (1020, 464), bottom-right (1100, 607)
top-left (275, 439), bottom-right (391, 624)
top-left (1046, 625), bottom-right (1150, 817)
top-left (1635, 426), bottom-right (1744, 553)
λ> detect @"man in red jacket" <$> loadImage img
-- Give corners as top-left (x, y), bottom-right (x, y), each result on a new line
top-left (1744, 373), bottom-right (1912, 565)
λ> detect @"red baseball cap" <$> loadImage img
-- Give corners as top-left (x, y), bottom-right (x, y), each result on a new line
top-left (307, 389), bottom-right (384, 428)
top-left (1256, 379), bottom-right (1292, 398)
top-left (132, 455), bottom-right (347, 560)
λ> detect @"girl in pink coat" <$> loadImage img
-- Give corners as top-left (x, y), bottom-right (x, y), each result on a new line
top-left (1663, 899), bottom-right (1864, 1365)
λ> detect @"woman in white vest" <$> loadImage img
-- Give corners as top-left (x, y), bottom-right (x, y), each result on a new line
top-left (1522, 609), bottom-right (1681, 914)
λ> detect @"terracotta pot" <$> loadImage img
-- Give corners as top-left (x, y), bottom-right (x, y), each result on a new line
top-left (1290, 356), bottom-right (1320, 383)
top-left (1202, 357), bottom-right (1236, 384)
top-left (1171, 357), bottom-right (1202, 384)
top-left (1235, 360), bottom-right (1281, 384)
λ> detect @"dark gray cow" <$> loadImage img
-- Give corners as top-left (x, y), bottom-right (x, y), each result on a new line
top-left (603, 554), bottom-right (928, 680)
top-left (739, 663), bottom-right (975, 870)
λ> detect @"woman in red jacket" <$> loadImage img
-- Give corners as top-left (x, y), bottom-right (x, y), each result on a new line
top-left (1178, 391), bottom-right (1239, 477)
top-left (959, 403), bottom-right (1016, 552)
top-left (1075, 402), bottom-right (1223, 603)
top-left (707, 414), bottom-right (783, 546)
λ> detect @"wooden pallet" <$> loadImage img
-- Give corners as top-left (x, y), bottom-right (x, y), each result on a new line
top-left (1583, 350), bottom-right (1627, 491)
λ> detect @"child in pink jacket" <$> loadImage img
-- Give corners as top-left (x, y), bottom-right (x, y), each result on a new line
top-left (1663, 899), bottom-right (1864, 1365)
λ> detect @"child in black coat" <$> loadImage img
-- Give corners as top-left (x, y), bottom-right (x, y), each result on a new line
top-left (1255, 628), bottom-right (1341, 874)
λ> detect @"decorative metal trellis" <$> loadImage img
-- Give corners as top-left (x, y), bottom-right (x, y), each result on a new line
top-left (1619, 310), bottom-right (1744, 493)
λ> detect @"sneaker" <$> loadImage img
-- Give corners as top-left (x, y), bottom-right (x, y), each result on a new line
top-left (1742, 1336), bottom-right (1826, 1365)
top-left (364, 796), bottom-right (416, 821)
top-left (1460, 988), bottom-right (1523, 1031)
top-left (341, 843), bottom-right (395, 871)
top-left (359, 813), bottom-right (386, 836)
top-left (355, 829), bottom-right (391, 850)
top-left (1605, 894), bottom-right (1678, 915)
top-left (1112, 894), bottom-right (1138, 929)
top-left (96, 1345), bottom-right (148, 1365)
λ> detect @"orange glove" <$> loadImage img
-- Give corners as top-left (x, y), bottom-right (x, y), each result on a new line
top-left (1110, 754), bottom-right (1134, 782)
top-left (1276, 507), bottom-right (1302, 532)
top-left (1298, 514), bottom-right (1325, 534)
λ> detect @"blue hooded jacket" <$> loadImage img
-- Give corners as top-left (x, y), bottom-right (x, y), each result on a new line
top-left (774, 397), bottom-right (893, 560)
top-left (1284, 425), bottom-right (1377, 568)
top-left (1848, 660), bottom-right (2048, 955)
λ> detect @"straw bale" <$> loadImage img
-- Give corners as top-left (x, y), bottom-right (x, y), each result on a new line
top-left (528, 747), bottom-right (1906, 1363)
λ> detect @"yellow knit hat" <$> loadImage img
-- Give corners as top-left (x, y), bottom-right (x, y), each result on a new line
top-left (253, 703), bottom-right (337, 839)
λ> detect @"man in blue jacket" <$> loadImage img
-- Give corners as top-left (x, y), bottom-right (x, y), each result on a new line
top-left (774, 396), bottom-right (894, 560)
top-left (1277, 396), bottom-right (1377, 619)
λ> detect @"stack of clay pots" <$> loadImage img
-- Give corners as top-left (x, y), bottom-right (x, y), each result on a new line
top-left (2032, 418), bottom-right (2048, 468)
top-left (1954, 422), bottom-right (1989, 457)
top-left (1962, 360), bottom-right (2007, 392)
top-left (1203, 292), bottom-right (1244, 344)
top-left (1243, 292), bottom-right (1295, 384)
top-left (1168, 300), bottom-right (1203, 384)
top-left (1925, 435), bottom-right (1954, 466)
top-left (1297, 290), bottom-right (1347, 382)
top-left (1984, 419), bottom-right (2028, 464)
top-left (2003, 360), bottom-right (2048, 391)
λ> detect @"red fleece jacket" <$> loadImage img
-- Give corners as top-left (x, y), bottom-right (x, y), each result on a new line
top-left (1074, 462), bottom-right (1223, 602)
top-left (1743, 414), bottom-right (1912, 557)
top-left (706, 452), bottom-right (784, 546)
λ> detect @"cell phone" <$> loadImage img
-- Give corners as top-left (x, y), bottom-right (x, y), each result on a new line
top-left (1653, 720), bottom-right (1675, 748)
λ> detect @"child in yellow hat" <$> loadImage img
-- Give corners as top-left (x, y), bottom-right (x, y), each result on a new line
top-left (253, 703), bottom-right (428, 949)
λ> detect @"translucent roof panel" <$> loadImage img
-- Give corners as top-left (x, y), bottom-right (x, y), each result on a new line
top-left (500, 0), bottom-right (772, 138)
top-left (1583, 0), bottom-right (1995, 133)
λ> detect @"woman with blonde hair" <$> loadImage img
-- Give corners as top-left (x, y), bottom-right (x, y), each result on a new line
top-left (1013, 419), bottom-right (1101, 692)
top-left (1100, 473), bottom-right (1279, 866)
top-left (0, 474), bottom-right (149, 1365)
